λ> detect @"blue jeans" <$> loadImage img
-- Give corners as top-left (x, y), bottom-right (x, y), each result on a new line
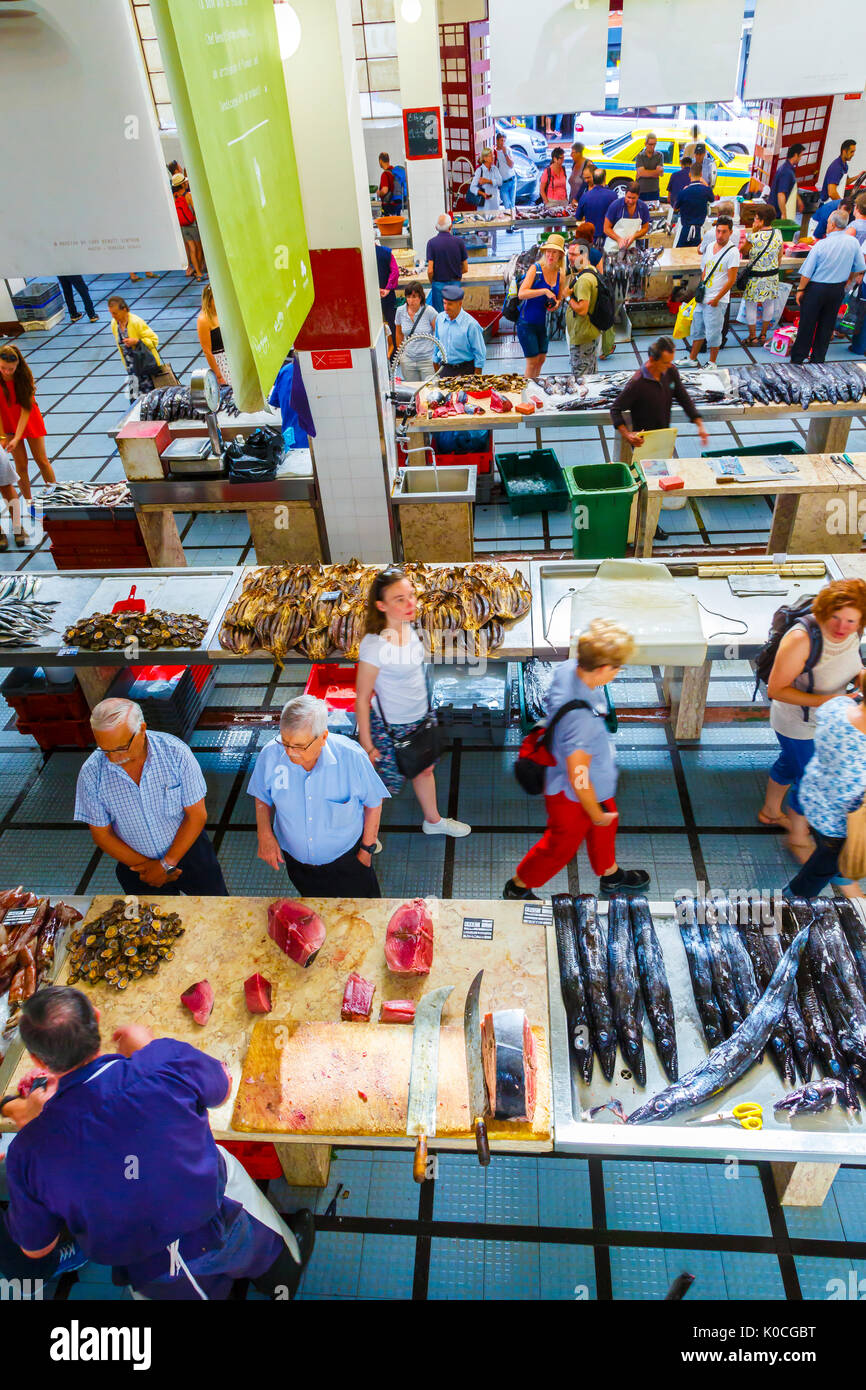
top-left (769, 731), bottom-right (814, 815)
top-left (786, 826), bottom-right (847, 899)
top-left (517, 319), bottom-right (549, 358)
top-left (500, 177), bottom-right (517, 211)
top-left (850, 298), bottom-right (866, 354)
top-left (430, 280), bottom-right (460, 313)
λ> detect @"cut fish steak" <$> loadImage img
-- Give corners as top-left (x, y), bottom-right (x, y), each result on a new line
top-left (341, 972), bottom-right (375, 1021)
top-left (384, 899), bottom-right (434, 975)
top-left (267, 899), bottom-right (326, 968)
top-left (481, 1008), bottom-right (537, 1121)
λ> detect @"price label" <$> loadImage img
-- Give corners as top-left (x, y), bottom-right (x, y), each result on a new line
top-left (522, 902), bottom-right (553, 925)
top-left (462, 917), bottom-right (494, 940)
top-left (55, 645), bottom-right (78, 658)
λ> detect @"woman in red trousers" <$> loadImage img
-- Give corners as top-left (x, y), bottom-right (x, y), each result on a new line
top-left (504, 620), bottom-right (650, 900)
top-left (0, 344), bottom-right (55, 503)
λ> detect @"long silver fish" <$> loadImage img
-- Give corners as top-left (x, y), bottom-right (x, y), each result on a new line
top-left (628, 929), bottom-right (808, 1124)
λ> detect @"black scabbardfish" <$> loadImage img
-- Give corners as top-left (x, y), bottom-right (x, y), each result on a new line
top-left (628, 929), bottom-right (808, 1124)
top-left (630, 896), bottom-right (678, 1081)
top-left (832, 896), bottom-right (866, 1001)
top-left (819, 900), bottom-right (866, 1017)
top-left (784, 907), bottom-right (859, 1108)
top-left (552, 894), bottom-right (593, 1083)
top-left (717, 905), bottom-right (763, 1063)
top-left (607, 894), bottom-right (646, 1086)
top-left (740, 925), bottom-right (795, 1082)
top-left (700, 900), bottom-right (745, 1038)
top-left (794, 899), bottom-right (866, 1090)
top-left (574, 894), bottom-right (616, 1082)
top-left (766, 930), bottom-right (814, 1082)
top-left (677, 897), bottom-right (725, 1050)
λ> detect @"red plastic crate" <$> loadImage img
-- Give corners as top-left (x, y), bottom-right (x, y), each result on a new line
top-left (304, 663), bottom-right (358, 709)
top-left (17, 717), bottom-right (94, 750)
top-left (434, 430), bottom-right (492, 475)
top-left (4, 684), bottom-right (89, 722)
top-left (220, 1140), bottom-right (282, 1180)
top-left (467, 308), bottom-right (501, 335)
top-left (49, 548), bottom-right (152, 571)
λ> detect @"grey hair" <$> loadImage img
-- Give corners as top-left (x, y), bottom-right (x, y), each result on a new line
top-left (279, 694), bottom-right (328, 738)
top-left (90, 698), bottom-right (144, 734)
top-left (436, 213), bottom-right (452, 231)
top-left (828, 210), bottom-right (849, 232)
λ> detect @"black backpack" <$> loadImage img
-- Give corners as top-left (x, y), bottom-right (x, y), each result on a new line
top-left (571, 266), bottom-right (616, 332)
top-left (752, 596), bottom-right (822, 720)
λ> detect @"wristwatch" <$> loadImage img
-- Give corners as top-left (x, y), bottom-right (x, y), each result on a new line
top-left (359, 843), bottom-right (377, 855)
top-left (159, 858), bottom-right (177, 874)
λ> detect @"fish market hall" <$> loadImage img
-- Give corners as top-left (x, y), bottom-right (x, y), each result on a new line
top-left (4, 0), bottom-right (866, 1322)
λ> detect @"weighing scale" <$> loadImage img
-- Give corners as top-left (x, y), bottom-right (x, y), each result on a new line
top-left (161, 368), bottom-right (224, 478)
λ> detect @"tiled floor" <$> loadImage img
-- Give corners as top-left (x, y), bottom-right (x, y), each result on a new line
top-left (2, 274), bottom-right (866, 1301)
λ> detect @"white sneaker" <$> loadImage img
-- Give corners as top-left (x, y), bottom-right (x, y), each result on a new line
top-left (422, 817), bottom-right (472, 837)
top-left (374, 839), bottom-right (383, 854)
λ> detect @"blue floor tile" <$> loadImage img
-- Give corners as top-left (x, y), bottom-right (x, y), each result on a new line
top-left (603, 1161), bottom-right (662, 1231)
top-left (298, 1230), bottom-right (363, 1298)
top-left (721, 1251), bottom-right (786, 1300)
top-left (655, 1162), bottom-right (716, 1234)
top-left (429, 1238), bottom-right (486, 1299)
top-left (665, 1246), bottom-right (727, 1299)
top-left (433, 1152), bottom-right (487, 1223)
top-left (357, 1234), bottom-right (416, 1299)
top-left (539, 1243), bottom-right (597, 1299)
top-left (538, 1158), bottom-right (592, 1228)
top-left (610, 1245), bottom-right (669, 1298)
top-left (484, 1240), bottom-right (540, 1299)
top-left (485, 1155), bottom-right (539, 1225)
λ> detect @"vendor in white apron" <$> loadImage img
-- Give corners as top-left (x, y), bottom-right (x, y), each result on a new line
top-left (0, 986), bottom-right (315, 1300)
top-left (603, 182), bottom-right (651, 254)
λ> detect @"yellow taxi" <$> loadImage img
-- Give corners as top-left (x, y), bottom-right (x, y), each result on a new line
top-left (581, 128), bottom-right (753, 199)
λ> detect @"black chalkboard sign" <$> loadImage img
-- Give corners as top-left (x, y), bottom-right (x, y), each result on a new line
top-left (403, 107), bottom-right (442, 161)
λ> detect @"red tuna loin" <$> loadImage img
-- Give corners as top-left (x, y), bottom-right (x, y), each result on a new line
top-left (244, 972), bottom-right (273, 1014)
top-left (384, 899), bottom-right (434, 975)
top-left (379, 1000), bottom-right (416, 1024)
top-left (481, 1009), bottom-right (537, 1121)
top-left (341, 972), bottom-right (375, 1021)
top-left (267, 899), bottom-right (326, 968)
top-left (181, 980), bottom-right (214, 1026)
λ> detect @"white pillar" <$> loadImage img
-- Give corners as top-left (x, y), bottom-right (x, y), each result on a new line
top-left (395, 0), bottom-right (447, 255)
top-left (281, 0), bottom-right (398, 563)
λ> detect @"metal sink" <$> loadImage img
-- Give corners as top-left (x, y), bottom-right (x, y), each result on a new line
top-left (393, 466), bottom-right (477, 504)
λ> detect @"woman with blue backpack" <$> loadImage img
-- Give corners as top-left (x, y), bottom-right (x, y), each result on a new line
top-left (516, 234), bottom-right (566, 379)
top-left (758, 578), bottom-right (866, 895)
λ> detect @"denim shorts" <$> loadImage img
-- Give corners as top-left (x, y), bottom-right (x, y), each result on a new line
top-left (517, 319), bottom-right (549, 358)
top-left (691, 299), bottom-right (726, 348)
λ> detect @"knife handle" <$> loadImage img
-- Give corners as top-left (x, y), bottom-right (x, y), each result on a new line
top-left (474, 1117), bottom-right (490, 1167)
top-left (413, 1134), bottom-right (428, 1183)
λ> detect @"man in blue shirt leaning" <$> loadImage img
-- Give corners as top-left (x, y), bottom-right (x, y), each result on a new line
top-left (811, 195), bottom-right (851, 240)
top-left (577, 169), bottom-right (617, 243)
top-left (0, 987), bottom-right (313, 1299)
top-left (433, 284), bottom-right (486, 377)
top-left (791, 211), bottom-right (866, 365)
top-left (75, 697), bottom-right (227, 896)
top-left (250, 694), bottom-right (388, 899)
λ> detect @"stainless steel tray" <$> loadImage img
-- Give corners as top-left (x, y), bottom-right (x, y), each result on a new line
top-left (548, 899), bottom-right (866, 1163)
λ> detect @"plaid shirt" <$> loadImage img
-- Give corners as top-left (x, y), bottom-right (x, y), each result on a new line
top-left (74, 731), bottom-right (207, 860)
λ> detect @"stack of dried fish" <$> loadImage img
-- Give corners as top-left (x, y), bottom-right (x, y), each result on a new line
top-left (63, 609), bottom-right (208, 651)
top-left (0, 580), bottom-right (58, 648)
top-left (219, 561), bottom-right (532, 664)
top-left (67, 899), bottom-right (184, 991)
top-left (0, 890), bottom-right (83, 1040)
top-left (728, 362), bottom-right (866, 408)
top-left (43, 481), bottom-right (132, 508)
top-left (138, 382), bottom-right (239, 422)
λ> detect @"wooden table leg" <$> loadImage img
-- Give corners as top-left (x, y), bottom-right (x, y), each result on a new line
top-left (805, 413), bottom-right (851, 454)
top-left (767, 492), bottom-right (797, 552)
top-left (136, 509), bottom-right (187, 567)
top-left (787, 490), bottom-right (864, 553)
top-left (772, 1160), bottom-right (839, 1207)
top-left (274, 1141), bottom-right (332, 1188)
top-left (637, 493), bottom-right (663, 556)
top-left (75, 666), bottom-right (117, 710)
top-left (664, 659), bottom-right (712, 740)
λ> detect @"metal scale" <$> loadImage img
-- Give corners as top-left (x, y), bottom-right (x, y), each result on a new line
top-left (161, 368), bottom-right (224, 477)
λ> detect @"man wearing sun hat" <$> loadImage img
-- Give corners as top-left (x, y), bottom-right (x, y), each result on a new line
top-left (433, 284), bottom-right (487, 377)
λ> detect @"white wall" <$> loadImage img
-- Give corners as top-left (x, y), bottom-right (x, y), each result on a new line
top-left (437, 0), bottom-right (487, 20)
top-left (819, 90), bottom-right (866, 193)
top-left (364, 119), bottom-right (406, 187)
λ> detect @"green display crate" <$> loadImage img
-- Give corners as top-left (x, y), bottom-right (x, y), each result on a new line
top-left (563, 461), bottom-right (643, 559)
top-left (495, 447), bottom-right (568, 516)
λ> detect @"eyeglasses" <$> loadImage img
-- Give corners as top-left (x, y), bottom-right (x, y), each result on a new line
top-left (100, 727), bottom-right (140, 756)
top-left (281, 732), bottom-right (321, 754)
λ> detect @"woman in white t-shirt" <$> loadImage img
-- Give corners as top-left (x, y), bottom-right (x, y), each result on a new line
top-left (356, 568), bottom-right (471, 837)
top-left (394, 283), bottom-right (438, 383)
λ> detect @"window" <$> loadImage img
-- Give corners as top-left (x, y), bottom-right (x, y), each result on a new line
top-left (653, 140), bottom-right (675, 164)
top-left (353, 0), bottom-right (399, 119)
top-left (130, 1), bottom-right (174, 131)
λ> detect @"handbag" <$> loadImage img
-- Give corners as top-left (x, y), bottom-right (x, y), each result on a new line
top-left (839, 798), bottom-right (866, 879)
top-left (693, 249), bottom-right (731, 304)
top-left (374, 692), bottom-right (442, 780)
top-left (514, 698), bottom-right (609, 796)
top-left (736, 231), bottom-right (774, 292)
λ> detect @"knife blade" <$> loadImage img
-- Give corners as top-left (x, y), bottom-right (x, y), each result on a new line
top-left (463, 970), bottom-right (491, 1167)
top-left (406, 985), bottom-right (453, 1183)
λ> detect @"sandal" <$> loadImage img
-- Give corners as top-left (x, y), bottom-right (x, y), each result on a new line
top-left (758, 809), bottom-right (791, 830)
top-left (746, 335), bottom-right (758, 346)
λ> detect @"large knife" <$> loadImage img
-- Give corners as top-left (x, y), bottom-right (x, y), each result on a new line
top-left (463, 970), bottom-right (490, 1166)
top-left (406, 985), bottom-right (453, 1183)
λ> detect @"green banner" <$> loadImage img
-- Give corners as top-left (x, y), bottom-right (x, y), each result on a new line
top-left (150, 0), bottom-right (312, 411)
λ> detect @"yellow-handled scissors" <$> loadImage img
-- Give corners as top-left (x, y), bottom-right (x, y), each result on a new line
top-left (686, 1102), bottom-right (763, 1131)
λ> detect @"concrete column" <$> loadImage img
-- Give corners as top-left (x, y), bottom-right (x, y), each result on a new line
top-left (281, 0), bottom-right (397, 562)
top-left (395, 0), bottom-right (448, 254)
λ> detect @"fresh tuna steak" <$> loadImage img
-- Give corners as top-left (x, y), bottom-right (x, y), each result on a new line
top-left (268, 899), bottom-right (326, 968)
top-left (341, 973), bottom-right (375, 1021)
top-left (481, 1008), bottom-right (537, 1121)
top-left (244, 973), bottom-right (273, 1014)
top-left (181, 980), bottom-right (214, 1026)
top-left (384, 899), bottom-right (433, 975)
top-left (379, 1000), bottom-right (416, 1023)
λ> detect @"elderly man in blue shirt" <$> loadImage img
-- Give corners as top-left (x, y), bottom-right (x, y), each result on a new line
top-left (74, 697), bottom-right (227, 895)
top-left (0, 987), bottom-right (314, 1299)
top-left (250, 694), bottom-right (388, 899)
top-left (433, 284), bottom-right (486, 377)
top-left (791, 211), bottom-right (866, 365)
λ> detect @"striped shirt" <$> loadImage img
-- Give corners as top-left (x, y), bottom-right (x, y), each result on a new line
top-left (74, 731), bottom-right (207, 860)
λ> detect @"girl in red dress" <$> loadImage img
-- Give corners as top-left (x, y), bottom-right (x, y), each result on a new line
top-left (0, 344), bottom-right (55, 501)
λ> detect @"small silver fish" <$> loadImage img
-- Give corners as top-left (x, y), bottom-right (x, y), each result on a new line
top-left (774, 1079), bottom-right (857, 1117)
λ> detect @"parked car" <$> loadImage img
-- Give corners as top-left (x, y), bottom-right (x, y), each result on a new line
top-left (495, 119), bottom-right (550, 166)
top-left (512, 149), bottom-right (541, 203)
top-left (581, 128), bottom-right (753, 199)
top-left (573, 102), bottom-right (757, 155)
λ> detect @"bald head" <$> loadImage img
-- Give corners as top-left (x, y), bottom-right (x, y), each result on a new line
top-left (828, 210), bottom-right (850, 232)
top-left (436, 213), bottom-right (452, 232)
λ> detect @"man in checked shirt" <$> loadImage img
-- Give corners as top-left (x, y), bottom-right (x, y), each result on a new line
top-left (74, 698), bottom-right (227, 895)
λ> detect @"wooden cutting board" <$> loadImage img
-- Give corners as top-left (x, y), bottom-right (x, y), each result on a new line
top-left (232, 1019), bottom-right (551, 1144)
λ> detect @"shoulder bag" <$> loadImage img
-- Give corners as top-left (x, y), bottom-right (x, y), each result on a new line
top-left (374, 684), bottom-right (442, 780)
top-left (736, 230), bottom-right (775, 292)
top-left (693, 249), bottom-right (732, 304)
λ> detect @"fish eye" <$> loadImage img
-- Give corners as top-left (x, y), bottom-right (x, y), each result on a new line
top-left (655, 1099), bottom-right (666, 1111)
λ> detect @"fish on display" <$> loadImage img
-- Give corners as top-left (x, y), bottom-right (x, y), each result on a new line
top-left (717, 909), bottom-right (762, 1022)
top-left (763, 929), bottom-right (814, 1083)
top-left (552, 894), bottom-right (593, 1083)
top-left (629, 896), bottom-right (678, 1082)
top-left (574, 893), bottom-right (617, 1082)
top-left (788, 922), bottom-right (856, 1104)
top-left (607, 894), bottom-right (646, 1086)
top-left (832, 895), bottom-right (866, 1000)
top-left (814, 900), bottom-right (866, 1016)
top-left (774, 1078), bottom-right (859, 1118)
top-left (677, 897), bottom-right (725, 1050)
top-left (699, 901), bottom-right (745, 1038)
top-left (739, 920), bottom-right (795, 1083)
top-left (628, 929), bottom-right (809, 1125)
top-left (794, 898), bottom-right (866, 1089)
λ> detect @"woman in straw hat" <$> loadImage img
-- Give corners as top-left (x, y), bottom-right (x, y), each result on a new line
top-left (516, 233), bottom-right (566, 378)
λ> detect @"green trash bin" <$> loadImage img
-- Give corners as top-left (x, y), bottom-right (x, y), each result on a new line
top-left (702, 441), bottom-right (806, 458)
top-left (563, 462), bottom-right (644, 559)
